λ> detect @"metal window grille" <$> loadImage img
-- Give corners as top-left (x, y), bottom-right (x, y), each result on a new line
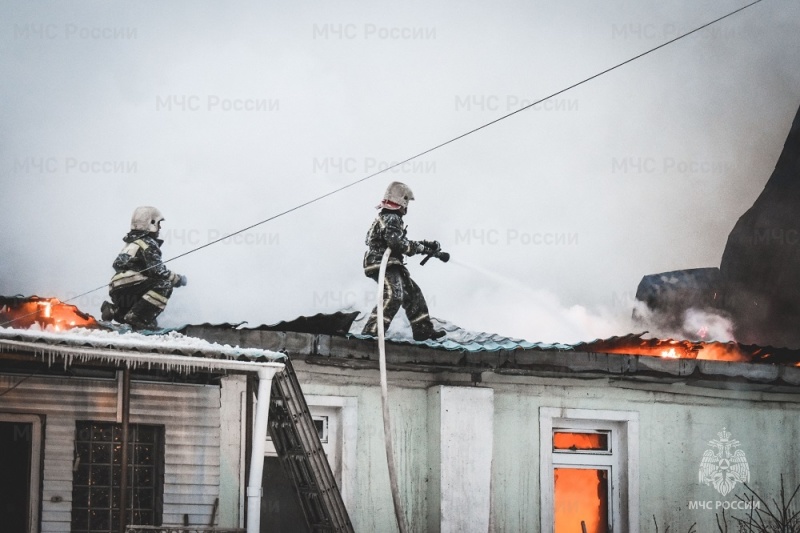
top-left (71, 421), bottom-right (165, 533)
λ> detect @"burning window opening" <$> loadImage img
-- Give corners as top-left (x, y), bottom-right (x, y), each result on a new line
top-left (0, 296), bottom-right (97, 331)
top-left (553, 431), bottom-right (610, 452)
top-left (554, 467), bottom-right (609, 533)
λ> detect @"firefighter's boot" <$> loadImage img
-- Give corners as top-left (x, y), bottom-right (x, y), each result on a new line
top-left (412, 322), bottom-right (446, 342)
top-left (122, 290), bottom-right (168, 330)
top-left (100, 301), bottom-right (117, 322)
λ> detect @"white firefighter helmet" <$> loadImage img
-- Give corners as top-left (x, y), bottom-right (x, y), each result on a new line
top-left (379, 181), bottom-right (415, 210)
top-left (130, 206), bottom-right (164, 233)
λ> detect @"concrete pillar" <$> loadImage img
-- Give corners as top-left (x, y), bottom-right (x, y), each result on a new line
top-left (427, 385), bottom-right (494, 533)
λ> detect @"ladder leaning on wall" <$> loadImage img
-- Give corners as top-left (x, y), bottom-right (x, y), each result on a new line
top-left (267, 357), bottom-right (355, 533)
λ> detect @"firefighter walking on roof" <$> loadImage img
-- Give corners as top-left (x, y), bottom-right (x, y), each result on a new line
top-left (362, 182), bottom-right (446, 341)
top-left (101, 206), bottom-right (187, 330)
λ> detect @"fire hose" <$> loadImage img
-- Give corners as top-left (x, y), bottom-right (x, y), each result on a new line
top-left (376, 247), bottom-right (409, 533)
top-left (376, 245), bottom-right (449, 533)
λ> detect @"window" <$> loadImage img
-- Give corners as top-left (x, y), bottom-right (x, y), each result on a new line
top-left (540, 408), bottom-right (639, 533)
top-left (313, 415), bottom-right (329, 444)
top-left (71, 421), bottom-right (164, 533)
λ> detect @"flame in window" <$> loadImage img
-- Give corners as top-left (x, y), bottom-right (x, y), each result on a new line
top-left (554, 468), bottom-right (608, 533)
top-left (554, 432), bottom-right (608, 451)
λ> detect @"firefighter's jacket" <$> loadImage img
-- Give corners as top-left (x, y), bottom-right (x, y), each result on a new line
top-left (363, 210), bottom-right (419, 276)
top-left (110, 231), bottom-right (180, 291)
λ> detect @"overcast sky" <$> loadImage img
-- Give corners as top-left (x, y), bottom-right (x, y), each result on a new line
top-left (1, 0), bottom-right (799, 343)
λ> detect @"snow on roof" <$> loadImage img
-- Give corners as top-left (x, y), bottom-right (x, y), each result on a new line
top-left (345, 316), bottom-right (574, 352)
top-left (0, 325), bottom-right (286, 374)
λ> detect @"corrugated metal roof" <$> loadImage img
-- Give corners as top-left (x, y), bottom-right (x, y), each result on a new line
top-left (347, 333), bottom-right (572, 352)
top-left (180, 314), bottom-right (572, 352)
top-left (0, 326), bottom-right (286, 362)
top-left (182, 311), bottom-right (359, 336)
top-left (4, 295), bottom-right (800, 364)
top-left (178, 313), bottom-right (800, 362)
top-left (429, 317), bottom-right (574, 350)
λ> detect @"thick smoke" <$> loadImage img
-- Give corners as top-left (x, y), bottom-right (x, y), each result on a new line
top-left (633, 305), bottom-right (737, 343)
top-left (1, 1), bottom-right (799, 342)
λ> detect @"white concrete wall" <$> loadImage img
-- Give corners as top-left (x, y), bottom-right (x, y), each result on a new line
top-left (293, 362), bottom-right (800, 533)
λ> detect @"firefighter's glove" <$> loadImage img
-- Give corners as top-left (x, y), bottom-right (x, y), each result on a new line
top-left (421, 240), bottom-right (441, 254)
top-left (170, 272), bottom-right (188, 287)
top-left (411, 241), bottom-right (427, 256)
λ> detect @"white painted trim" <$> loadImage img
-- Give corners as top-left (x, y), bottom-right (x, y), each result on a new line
top-left (262, 394), bottom-right (358, 513)
top-left (540, 407), bottom-right (639, 533)
top-left (0, 413), bottom-right (42, 533)
top-left (306, 395), bottom-right (358, 512)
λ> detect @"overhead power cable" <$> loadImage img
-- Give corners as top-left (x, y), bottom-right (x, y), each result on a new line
top-left (0, 0), bottom-right (765, 327)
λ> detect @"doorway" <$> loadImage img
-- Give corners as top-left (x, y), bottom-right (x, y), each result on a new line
top-left (0, 415), bottom-right (42, 533)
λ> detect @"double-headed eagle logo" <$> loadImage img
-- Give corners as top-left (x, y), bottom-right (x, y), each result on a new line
top-left (698, 427), bottom-right (750, 496)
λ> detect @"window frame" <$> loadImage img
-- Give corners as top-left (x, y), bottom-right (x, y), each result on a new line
top-left (262, 394), bottom-right (358, 513)
top-left (553, 428), bottom-right (612, 454)
top-left (539, 408), bottom-right (639, 533)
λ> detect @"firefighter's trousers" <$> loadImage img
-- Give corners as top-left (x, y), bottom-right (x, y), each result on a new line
top-left (110, 278), bottom-right (173, 327)
top-left (362, 265), bottom-right (433, 337)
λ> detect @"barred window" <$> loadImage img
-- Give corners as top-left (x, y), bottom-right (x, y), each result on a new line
top-left (71, 421), bottom-right (164, 533)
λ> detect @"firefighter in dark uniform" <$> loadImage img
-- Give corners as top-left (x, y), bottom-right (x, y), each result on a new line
top-left (362, 182), bottom-right (446, 341)
top-left (100, 206), bottom-right (187, 330)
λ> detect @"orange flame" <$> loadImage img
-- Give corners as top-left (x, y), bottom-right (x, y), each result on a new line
top-left (696, 343), bottom-right (748, 362)
top-left (554, 468), bottom-right (608, 533)
top-left (583, 336), bottom-right (758, 363)
top-left (0, 297), bottom-right (97, 331)
top-left (661, 348), bottom-right (679, 358)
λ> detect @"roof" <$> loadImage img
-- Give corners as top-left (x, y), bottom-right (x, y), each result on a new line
top-left (179, 321), bottom-right (800, 394)
top-left (180, 315), bottom-right (573, 353)
top-left (186, 311), bottom-right (360, 336)
top-left (175, 311), bottom-right (800, 364)
top-left (0, 326), bottom-right (285, 360)
top-left (0, 295), bottom-right (285, 365)
top-left (4, 296), bottom-right (800, 388)
top-left (0, 325), bottom-right (286, 376)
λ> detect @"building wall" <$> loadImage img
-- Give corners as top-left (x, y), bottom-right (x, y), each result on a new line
top-left (292, 361), bottom-right (800, 533)
top-left (0, 373), bottom-right (223, 532)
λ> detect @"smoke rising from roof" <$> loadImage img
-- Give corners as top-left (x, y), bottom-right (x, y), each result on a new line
top-left (1, 1), bottom-right (799, 342)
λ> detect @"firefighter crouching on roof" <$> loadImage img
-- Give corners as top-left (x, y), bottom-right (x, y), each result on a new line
top-left (362, 182), bottom-right (446, 341)
top-left (101, 206), bottom-right (187, 330)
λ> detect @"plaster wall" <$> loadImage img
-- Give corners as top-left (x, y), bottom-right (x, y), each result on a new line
top-left (294, 362), bottom-right (800, 533)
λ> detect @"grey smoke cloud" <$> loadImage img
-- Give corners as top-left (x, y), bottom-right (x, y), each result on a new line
top-left (1, 1), bottom-right (799, 342)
